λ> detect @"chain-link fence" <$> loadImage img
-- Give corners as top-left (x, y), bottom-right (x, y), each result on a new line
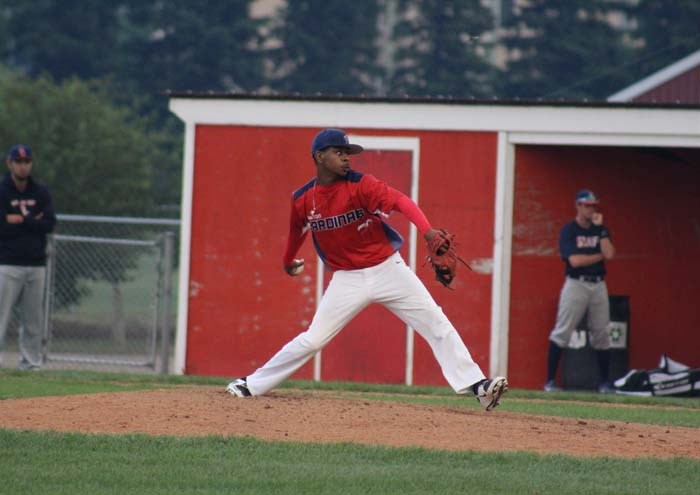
top-left (0, 215), bottom-right (179, 374)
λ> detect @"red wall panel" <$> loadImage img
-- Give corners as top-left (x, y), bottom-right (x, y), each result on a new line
top-left (411, 131), bottom-right (498, 385)
top-left (186, 125), bottom-right (498, 387)
top-left (187, 126), bottom-right (320, 376)
top-left (510, 145), bottom-right (700, 389)
top-left (321, 150), bottom-right (413, 384)
top-left (634, 66), bottom-right (700, 104)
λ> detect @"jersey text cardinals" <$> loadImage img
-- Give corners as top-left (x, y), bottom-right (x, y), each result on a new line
top-left (285, 170), bottom-right (404, 271)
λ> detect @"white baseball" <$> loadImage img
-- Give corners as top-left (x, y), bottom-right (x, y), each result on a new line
top-left (289, 262), bottom-right (304, 275)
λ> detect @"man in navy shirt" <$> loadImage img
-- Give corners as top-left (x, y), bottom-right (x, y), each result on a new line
top-left (0, 145), bottom-right (56, 369)
top-left (545, 189), bottom-right (615, 393)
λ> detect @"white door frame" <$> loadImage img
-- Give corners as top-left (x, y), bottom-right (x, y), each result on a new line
top-left (312, 136), bottom-right (421, 385)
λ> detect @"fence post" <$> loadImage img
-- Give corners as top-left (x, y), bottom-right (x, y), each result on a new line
top-left (159, 232), bottom-right (175, 374)
top-left (42, 234), bottom-right (56, 364)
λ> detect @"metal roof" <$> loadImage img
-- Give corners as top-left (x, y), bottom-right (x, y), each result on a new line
top-left (165, 90), bottom-right (700, 110)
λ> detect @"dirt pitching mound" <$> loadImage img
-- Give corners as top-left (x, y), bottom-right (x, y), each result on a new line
top-left (1, 387), bottom-right (698, 458)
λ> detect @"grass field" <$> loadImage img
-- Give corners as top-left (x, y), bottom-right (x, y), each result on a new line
top-left (1, 369), bottom-right (699, 495)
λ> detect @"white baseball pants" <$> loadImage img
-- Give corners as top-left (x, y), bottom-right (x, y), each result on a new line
top-left (245, 251), bottom-right (485, 396)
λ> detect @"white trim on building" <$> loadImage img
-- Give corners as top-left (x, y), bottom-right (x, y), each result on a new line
top-left (173, 121), bottom-right (196, 375)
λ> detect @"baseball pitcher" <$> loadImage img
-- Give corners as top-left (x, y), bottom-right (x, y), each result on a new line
top-left (227, 129), bottom-right (507, 411)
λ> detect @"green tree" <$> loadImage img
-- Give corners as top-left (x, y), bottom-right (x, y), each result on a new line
top-left (0, 10), bottom-right (9, 60)
top-left (0, 1), bottom-right (192, 209)
top-left (389, 0), bottom-right (496, 97)
top-left (1, 0), bottom-right (264, 94)
top-left (628, 0), bottom-right (700, 82)
top-left (116, 0), bottom-right (263, 95)
top-left (0, 0), bottom-right (264, 136)
top-left (0, 71), bottom-right (172, 215)
top-left (267, 0), bottom-right (381, 95)
top-left (502, 0), bottom-right (634, 99)
top-left (0, 70), bottom-right (177, 315)
top-left (1, 0), bottom-right (121, 81)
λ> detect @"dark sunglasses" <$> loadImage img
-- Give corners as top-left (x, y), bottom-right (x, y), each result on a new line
top-left (11, 158), bottom-right (32, 164)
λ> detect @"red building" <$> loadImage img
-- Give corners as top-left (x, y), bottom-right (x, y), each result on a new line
top-left (169, 94), bottom-right (700, 389)
top-left (608, 49), bottom-right (700, 104)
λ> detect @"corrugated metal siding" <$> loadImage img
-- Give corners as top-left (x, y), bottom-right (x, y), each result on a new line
top-left (633, 66), bottom-right (700, 104)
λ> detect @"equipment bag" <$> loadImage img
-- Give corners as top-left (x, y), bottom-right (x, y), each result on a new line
top-left (614, 354), bottom-right (700, 397)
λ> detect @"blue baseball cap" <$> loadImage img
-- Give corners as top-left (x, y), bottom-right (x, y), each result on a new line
top-left (575, 189), bottom-right (599, 205)
top-left (311, 129), bottom-right (363, 156)
top-left (8, 144), bottom-right (32, 161)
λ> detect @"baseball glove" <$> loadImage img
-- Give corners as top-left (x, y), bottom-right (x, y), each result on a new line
top-left (425, 229), bottom-right (471, 289)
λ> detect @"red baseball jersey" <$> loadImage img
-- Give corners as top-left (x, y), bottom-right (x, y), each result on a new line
top-left (284, 170), bottom-right (405, 271)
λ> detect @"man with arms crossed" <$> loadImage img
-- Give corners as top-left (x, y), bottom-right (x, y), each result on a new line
top-left (0, 145), bottom-right (56, 370)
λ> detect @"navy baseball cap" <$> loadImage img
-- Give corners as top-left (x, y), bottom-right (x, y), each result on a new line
top-left (311, 129), bottom-right (363, 155)
top-left (575, 189), bottom-right (599, 205)
top-left (8, 144), bottom-right (32, 161)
